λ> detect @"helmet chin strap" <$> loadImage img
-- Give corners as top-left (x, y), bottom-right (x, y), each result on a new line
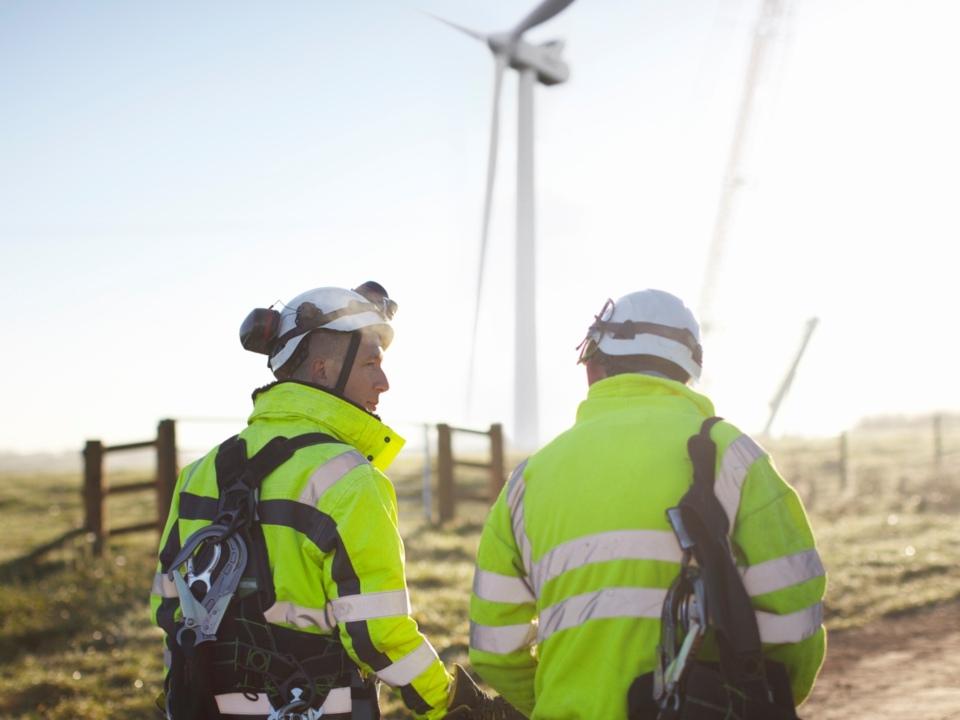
top-left (333, 332), bottom-right (363, 397)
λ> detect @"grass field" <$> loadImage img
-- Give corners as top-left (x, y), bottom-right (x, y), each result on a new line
top-left (1, 424), bottom-right (958, 718)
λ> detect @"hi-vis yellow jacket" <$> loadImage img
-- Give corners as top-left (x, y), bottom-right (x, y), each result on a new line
top-left (150, 381), bottom-right (451, 718)
top-left (469, 374), bottom-right (826, 719)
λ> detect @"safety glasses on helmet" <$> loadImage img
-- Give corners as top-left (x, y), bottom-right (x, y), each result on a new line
top-left (575, 297), bottom-right (702, 366)
top-left (575, 298), bottom-right (615, 364)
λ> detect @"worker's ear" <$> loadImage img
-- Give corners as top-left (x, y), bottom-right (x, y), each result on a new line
top-left (307, 356), bottom-right (331, 386)
top-left (585, 357), bottom-right (607, 386)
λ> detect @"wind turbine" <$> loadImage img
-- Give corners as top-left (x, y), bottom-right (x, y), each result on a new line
top-left (430, 0), bottom-right (575, 450)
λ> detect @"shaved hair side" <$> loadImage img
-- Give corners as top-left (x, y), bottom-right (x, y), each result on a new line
top-left (274, 329), bottom-right (352, 382)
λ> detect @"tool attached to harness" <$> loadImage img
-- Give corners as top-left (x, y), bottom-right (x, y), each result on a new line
top-left (652, 511), bottom-right (708, 716)
top-left (169, 524), bottom-right (247, 648)
top-left (627, 417), bottom-right (799, 720)
top-left (163, 432), bottom-right (373, 720)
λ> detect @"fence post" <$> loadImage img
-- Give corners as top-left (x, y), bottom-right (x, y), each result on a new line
top-left (839, 432), bottom-right (848, 492)
top-left (489, 423), bottom-right (506, 501)
top-left (933, 413), bottom-right (943, 473)
top-left (83, 440), bottom-right (106, 556)
top-left (422, 424), bottom-right (433, 523)
top-left (156, 419), bottom-right (178, 532)
top-left (437, 424), bottom-right (454, 523)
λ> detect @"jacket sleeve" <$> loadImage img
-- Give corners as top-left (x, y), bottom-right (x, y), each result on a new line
top-left (468, 464), bottom-right (538, 716)
top-left (149, 459), bottom-right (200, 676)
top-left (150, 461), bottom-right (200, 630)
top-left (732, 448), bottom-right (826, 706)
top-left (307, 464), bottom-right (452, 719)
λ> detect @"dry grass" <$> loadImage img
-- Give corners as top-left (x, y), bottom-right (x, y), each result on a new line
top-left (1, 426), bottom-right (958, 718)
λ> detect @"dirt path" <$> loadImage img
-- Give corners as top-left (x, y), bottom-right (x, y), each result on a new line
top-left (801, 601), bottom-right (960, 719)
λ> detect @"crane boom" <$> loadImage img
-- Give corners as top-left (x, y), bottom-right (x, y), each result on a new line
top-left (699, 0), bottom-right (786, 332)
top-left (764, 316), bottom-right (819, 436)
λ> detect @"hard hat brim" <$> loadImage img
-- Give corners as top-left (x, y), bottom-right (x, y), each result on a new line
top-left (268, 312), bottom-right (394, 372)
top-left (592, 333), bottom-right (702, 382)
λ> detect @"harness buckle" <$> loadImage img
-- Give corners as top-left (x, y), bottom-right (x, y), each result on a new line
top-left (267, 687), bottom-right (324, 719)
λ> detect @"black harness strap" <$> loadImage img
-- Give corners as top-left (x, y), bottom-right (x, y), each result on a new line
top-left (334, 332), bottom-right (363, 396)
top-left (671, 417), bottom-right (796, 719)
top-left (628, 418), bottom-right (799, 720)
top-left (166, 431), bottom-right (356, 720)
top-left (680, 418), bottom-right (765, 682)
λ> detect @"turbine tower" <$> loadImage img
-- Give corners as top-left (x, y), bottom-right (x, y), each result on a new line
top-left (432, 0), bottom-right (575, 450)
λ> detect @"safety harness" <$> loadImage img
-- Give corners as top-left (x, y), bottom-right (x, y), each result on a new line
top-left (628, 418), bottom-right (798, 720)
top-left (162, 433), bottom-right (377, 720)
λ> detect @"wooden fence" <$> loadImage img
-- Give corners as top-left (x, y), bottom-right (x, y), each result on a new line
top-left (82, 419), bottom-right (178, 555)
top-left (770, 413), bottom-right (958, 513)
top-left (835, 413), bottom-right (952, 493)
top-left (435, 423), bottom-right (505, 523)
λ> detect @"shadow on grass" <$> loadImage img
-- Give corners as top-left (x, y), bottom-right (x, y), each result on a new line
top-left (0, 681), bottom-right (78, 715)
top-left (0, 557), bottom-right (72, 585)
top-left (0, 548), bottom-right (154, 664)
top-left (438, 642), bottom-right (469, 663)
top-left (411, 544), bottom-right (475, 565)
top-left (409, 576), bottom-right (451, 590)
top-left (0, 622), bottom-right (83, 665)
top-left (406, 519), bottom-right (484, 541)
top-left (884, 594), bottom-right (960, 620)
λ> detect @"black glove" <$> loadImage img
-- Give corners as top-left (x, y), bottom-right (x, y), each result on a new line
top-left (445, 664), bottom-right (527, 719)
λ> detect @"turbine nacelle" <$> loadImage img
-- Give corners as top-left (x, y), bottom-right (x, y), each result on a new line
top-left (487, 34), bottom-right (569, 86)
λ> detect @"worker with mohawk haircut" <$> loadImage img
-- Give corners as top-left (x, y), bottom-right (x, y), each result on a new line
top-left (151, 281), bottom-right (522, 719)
top-left (468, 289), bottom-right (825, 719)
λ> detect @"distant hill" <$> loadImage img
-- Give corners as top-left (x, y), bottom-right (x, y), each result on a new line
top-left (0, 448), bottom-right (174, 474)
top-left (856, 412), bottom-right (958, 431)
top-left (0, 450), bottom-right (82, 474)
top-left (1, 412), bottom-right (954, 474)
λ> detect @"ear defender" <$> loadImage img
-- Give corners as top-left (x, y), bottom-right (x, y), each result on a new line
top-left (239, 308), bottom-right (282, 355)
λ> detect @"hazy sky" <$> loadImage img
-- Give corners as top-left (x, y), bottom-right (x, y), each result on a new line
top-left (2, 0), bottom-right (958, 455)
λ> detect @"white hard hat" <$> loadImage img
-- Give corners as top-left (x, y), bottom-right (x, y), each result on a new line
top-left (577, 289), bottom-right (702, 381)
top-left (265, 283), bottom-right (396, 373)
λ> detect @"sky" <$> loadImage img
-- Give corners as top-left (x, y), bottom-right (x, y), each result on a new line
top-left (2, 0), bottom-right (959, 456)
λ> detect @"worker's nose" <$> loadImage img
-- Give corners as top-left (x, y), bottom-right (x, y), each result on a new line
top-left (375, 367), bottom-right (389, 393)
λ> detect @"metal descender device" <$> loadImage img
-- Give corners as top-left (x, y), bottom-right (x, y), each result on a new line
top-left (167, 523), bottom-right (248, 648)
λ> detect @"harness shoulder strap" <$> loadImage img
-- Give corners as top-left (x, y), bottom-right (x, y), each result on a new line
top-left (245, 432), bottom-right (340, 481)
top-left (212, 432), bottom-right (337, 521)
top-left (678, 417), bottom-right (765, 683)
top-left (215, 432), bottom-right (340, 495)
top-left (636, 420), bottom-right (799, 720)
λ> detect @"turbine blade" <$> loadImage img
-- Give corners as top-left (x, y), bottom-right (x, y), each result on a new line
top-left (510, 0), bottom-right (576, 39)
top-left (422, 11), bottom-right (487, 42)
top-left (466, 55), bottom-right (507, 416)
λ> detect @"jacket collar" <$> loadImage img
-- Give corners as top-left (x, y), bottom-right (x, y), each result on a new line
top-left (577, 372), bottom-right (715, 423)
top-left (248, 381), bottom-right (405, 471)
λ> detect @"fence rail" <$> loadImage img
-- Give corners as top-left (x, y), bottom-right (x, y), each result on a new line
top-left (82, 418), bottom-right (178, 555)
top-left (7, 411), bottom-right (956, 571)
top-left (767, 413), bottom-right (958, 513)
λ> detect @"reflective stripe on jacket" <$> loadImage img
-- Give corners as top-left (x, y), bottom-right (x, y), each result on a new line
top-left (150, 380), bottom-right (451, 719)
top-left (468, 373), bottom-right (826, 720)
